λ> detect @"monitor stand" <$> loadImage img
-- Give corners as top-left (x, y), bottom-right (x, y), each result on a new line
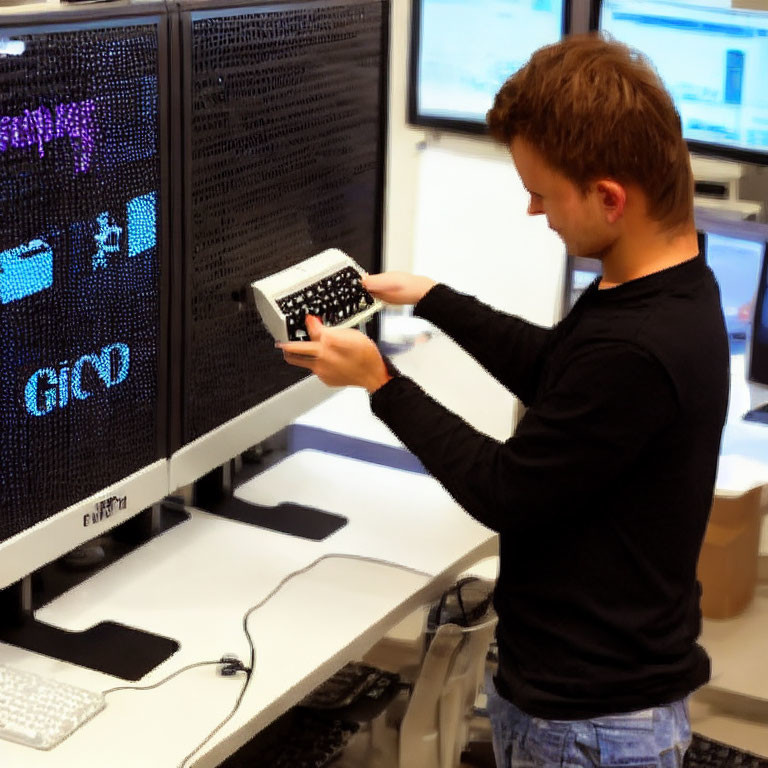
top-left (205, 497), bottom-right (347, 541)
top-left (193, 441), bottom-right (347, 541)
top-left (0, 503), bottom-right (188, 681)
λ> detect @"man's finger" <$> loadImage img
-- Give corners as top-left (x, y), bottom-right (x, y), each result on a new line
top-left (282, 350), bottom-right (318, 369)
top-left (361, 274), bottom-right (391, 293)
top-left (305, 314), bottom-right (324, 340)
top-left (277, 340), bottom-right (321, 357)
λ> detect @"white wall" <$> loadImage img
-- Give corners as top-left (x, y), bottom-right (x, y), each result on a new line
top-left (383, 0), bottom-right (566, 328)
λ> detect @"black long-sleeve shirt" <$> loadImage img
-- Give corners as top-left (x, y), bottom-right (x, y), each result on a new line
top-left (370, 253), bottom-right (730, 719)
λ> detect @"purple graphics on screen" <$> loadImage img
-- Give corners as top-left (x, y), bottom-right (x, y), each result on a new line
top-left (0, 99), bottom-right (97, 174)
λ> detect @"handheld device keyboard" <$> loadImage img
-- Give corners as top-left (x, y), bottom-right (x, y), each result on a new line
top-left (250, 249), bottom-right (383, 343)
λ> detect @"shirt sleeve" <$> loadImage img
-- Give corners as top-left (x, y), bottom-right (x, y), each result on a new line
top-left (370, 341), bottom-right (678, 532)
top-left (413, 284), bottom-right (553, 405)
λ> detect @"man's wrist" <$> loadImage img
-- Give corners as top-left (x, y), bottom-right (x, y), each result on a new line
top-left (365, 353), bottom-right (397, 394)
top-left (365, 364), bottom-right (392, 394)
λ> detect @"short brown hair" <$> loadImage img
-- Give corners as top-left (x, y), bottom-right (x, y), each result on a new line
top-left (487, 34), bottom-right (693, 231)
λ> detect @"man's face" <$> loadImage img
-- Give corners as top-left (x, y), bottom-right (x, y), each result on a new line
top-left (510, 137), bottom-right (615, 259)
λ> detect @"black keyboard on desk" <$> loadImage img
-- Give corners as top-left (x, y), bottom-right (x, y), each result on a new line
top-left (219, 664), bottom-right (401, 768)
top-left (299, 661), bottom-right (403, 721)
top-left (218, 709), bottom-right (358, 768)
top-left (684, 734), bottom-right (768, 768)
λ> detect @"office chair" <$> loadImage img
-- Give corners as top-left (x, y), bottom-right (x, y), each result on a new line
top-left (339, 580), bottom-right (497, 768)
top-left (399, 614), bottom-right (498, 768)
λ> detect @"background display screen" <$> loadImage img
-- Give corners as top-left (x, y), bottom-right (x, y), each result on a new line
top-left (600, 0), bottom-right (768, 158)
top-left (705, 233), bottom-right (765, 351)
top-left (413, 0), bottom-right (566, 127)
top-left (0, 21), bottom-right (162, 540)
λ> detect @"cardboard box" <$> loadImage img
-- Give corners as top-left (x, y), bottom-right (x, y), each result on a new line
top-left (697, 486), bottom-right (765, 620)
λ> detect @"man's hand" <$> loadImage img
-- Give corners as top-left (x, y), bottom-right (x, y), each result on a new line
top-left (362, 271), bottom-right (437, 306)
top-left (277, 315), bottom-right (392, 393)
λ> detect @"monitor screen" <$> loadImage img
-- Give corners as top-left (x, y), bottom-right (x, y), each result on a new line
top-left (563, 256), bottom-right (601, 312)
top-left (409, 0), bottom-right (568, 133)
top-left (749, 242), bottom-right (768, 387)
top-left (179, 0), bottom-right (387, 447)
top-left (0, 18), bottom-right (165, 544)
top-left (598, 0), bottom-right (768, 163)
top-left (704, 232), bottom-right (764, 352)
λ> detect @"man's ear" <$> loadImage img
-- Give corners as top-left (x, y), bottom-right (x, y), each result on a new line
top-left (594, 179), bottom-right (627, 224)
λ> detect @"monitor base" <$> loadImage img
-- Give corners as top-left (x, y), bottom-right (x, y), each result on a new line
top-left (0, 503), bottom-right (189, 681)
top-left (193, 441), bottom-right (348, 540)
top-left (205, 497), bottom-right (347, 541)
top-left (0, 618), bottom-right (178, 682)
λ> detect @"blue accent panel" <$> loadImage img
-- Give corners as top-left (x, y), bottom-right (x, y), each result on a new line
top-left (287, 424), bottom-right (428, 475)
top-left (0, 239), bottom-right (53, 304)
top-left (127, 192), bottom-right (156, 257)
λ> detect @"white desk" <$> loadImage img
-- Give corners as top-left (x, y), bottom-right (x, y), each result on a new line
top-left (718, 353), bottom-right (768, 498)
top-left (716, 428), bottom-right (768, 498)
top-left (293, 338), bottom-right (768, 499)
top-left (294, 331), bottom-right (519, 447)
top-left (0, 451), bottom-right (497, 767)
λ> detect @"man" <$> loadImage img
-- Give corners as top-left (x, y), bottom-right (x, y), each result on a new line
top-left (279, 34), bottom-right (729, 767)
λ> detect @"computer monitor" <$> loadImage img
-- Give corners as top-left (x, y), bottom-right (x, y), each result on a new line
top-left (746, 231), bottom-right (768, 400)
top-left (700, 222), bottom-right (766, 354)
top-left (696, 214), bottom-right (768, 419)
top-left (0, 0), bottom-right (176, 678)
top-left (562, 255), bottom-right (601, 313)
top-left (596, 0), bottom-right (768, 165)
top-left (562, 217), bottom-right (768, 358)
top-left (168, 0), bottom-right (389, 493)
top-left (408, 0), bottom-right (569, 134)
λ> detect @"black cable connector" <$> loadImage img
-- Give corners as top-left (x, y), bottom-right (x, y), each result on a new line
top-left (218, 655), bottom-right (250, 677)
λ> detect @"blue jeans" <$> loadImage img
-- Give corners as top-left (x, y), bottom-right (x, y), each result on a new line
top-left (486, 678), bottom-right (691, 768)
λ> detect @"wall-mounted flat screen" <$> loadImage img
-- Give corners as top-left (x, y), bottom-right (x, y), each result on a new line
top-left (598, 0), bottom-right (768, 164)
top-left (409, 0), bottom-right (568, 134)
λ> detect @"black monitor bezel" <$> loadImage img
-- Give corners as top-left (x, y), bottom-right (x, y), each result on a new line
top-left (407, 0), bottom-right (571, 137)
top-left (591, 0), bottom-right (768, 167)
top-left (749, 238), bottom-right (768, 388)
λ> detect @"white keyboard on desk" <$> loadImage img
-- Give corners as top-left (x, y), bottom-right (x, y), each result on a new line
top-left (0, 664), bottom-right (106, 749)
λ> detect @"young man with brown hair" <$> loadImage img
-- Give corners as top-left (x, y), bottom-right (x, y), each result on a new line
top-left (279, 34), bottom-right (730, 767)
